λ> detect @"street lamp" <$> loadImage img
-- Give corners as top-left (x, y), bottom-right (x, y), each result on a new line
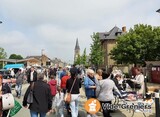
top-left (156, 9), bottom-right (160, 13)
top-left (41, 49), bottom-right (44, 66)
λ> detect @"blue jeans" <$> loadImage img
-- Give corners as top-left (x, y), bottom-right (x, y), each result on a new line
top-left (70, 94), bottom-right (80, 117)
top-left (30, 110), bottom-right (46, 117)
top-left (15, 84), bottom-right (22, 97)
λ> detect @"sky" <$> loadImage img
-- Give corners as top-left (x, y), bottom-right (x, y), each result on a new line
top-left (0, 0), bottom-right (160, 63)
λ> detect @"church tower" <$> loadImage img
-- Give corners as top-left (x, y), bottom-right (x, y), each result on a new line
top-left (74, 38), bottom-right (80, 62)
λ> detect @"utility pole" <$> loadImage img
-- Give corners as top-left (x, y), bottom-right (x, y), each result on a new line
top-left (41, 49), bottom-right (44, 66)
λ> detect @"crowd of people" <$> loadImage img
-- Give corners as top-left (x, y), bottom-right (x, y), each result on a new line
top-left (0, 64), bottom-right (145, 117)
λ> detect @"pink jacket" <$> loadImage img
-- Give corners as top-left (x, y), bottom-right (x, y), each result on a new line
top-left (48, 79), bottom-right (57, 96)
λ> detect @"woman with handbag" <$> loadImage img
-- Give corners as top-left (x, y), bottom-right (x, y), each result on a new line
top-left (0, 74), bottom-right (12, 117)
top-left (66, 67), bottom-right (81, 117)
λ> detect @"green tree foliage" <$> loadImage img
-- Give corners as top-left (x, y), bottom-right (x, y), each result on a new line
top-left (90, 32), bottom-right (104, 68)
top-left (74, 54), bottom-right (81, 65)
top-left (81, 48), bottom-right (87, 66)
top-left (0, 47), bottom-right (7, 59)
top-left (0, 47), bottom-right (7, 68)
top-left (110, 24), bottom-right (160, 66)
top-left (9, 54), bottom-right (23, 59)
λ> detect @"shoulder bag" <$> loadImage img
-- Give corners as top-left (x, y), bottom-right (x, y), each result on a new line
top-left (64, 78), bottom-right (77, 103)
top-left (2, 93), bottom-right (15, 110)
top-left (27, 82), bottom-right (34, 104)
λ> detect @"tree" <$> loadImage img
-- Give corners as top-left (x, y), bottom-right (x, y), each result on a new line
top-left (110, 24), bottom-right (160, 66)
top-left (9, 54), bottom-right (23, 59)
top-left (81, 48), bottom-right (87, 66)
top-left (74, 54), bottom-right (81, 65)
top-left (90, 32), bottom-right (104, 68)
top-left (0, 47), bottom-right (7, 68)
top-left (0, 47), bottom-right (7, 59)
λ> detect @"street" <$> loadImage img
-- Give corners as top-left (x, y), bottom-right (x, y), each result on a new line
top-left (12, 83), bottom-right (156, 117)
top-left (12, 84), bottom-right (88, 117)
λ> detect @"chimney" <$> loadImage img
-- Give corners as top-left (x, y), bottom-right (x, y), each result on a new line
top-left (122, 26), bottom-right (126, 32)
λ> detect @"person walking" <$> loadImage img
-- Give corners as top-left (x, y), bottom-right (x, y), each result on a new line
top-left (48, 75), bottom-right (57, 112)
top-left (61, 71), bottom-right (70, 112)
top-left (84, 69), bottom-right (99, 117)
top-left (53, 86), bottom-right (64, 117)
top-left (84, 69), bottom-right (99, 99)
top-left (66, 68), bottom-right (81, 117)
top-left (15, 69), bottom-right (25, 98)
top-left (56, 67), bottom-right (63, 86)
top-left (61, 71), bottom-right (70, 94)
top-left (0, 74), bottom-right (12, 117)
top-left (23, 73), bottom-right (52, 117)
top-left (96, 73), bottom-right (121, 117)
top-left (27, 66), bottom-right (37, 84)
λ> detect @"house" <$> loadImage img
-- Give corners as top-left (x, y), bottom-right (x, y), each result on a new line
top-left (99, 26), bottom-right (126, 69)
top-left (25, 54), bottom-right (52, 67)
top-left (52, 57), bottom-right (67, 68)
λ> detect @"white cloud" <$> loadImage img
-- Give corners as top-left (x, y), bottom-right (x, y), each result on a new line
top-left (0, 0), bottom-right (160, 62)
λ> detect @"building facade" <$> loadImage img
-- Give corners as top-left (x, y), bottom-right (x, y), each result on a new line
top-left (99, 26), bottom-right (126, 69)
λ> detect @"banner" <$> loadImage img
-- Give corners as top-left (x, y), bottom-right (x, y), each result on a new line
top-left (10, 100), bottom-right (22, 117)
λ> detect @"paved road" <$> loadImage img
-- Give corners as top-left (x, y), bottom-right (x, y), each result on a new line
top-left (12, 83), bottom-right (156, 117)
top-left (12, 84), bottom-right (88, 117)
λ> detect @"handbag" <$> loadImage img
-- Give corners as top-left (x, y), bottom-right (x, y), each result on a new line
top-left (2, 93), bottom-right (15, 110)
top-left (64, 78), bottom-right (77, 103)
top-left (27, 82), bottom-right (34, 104)
top-left (64, 93), bottom-right (71, 104)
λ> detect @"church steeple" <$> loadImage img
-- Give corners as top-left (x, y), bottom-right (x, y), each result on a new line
top-left (74, 38), bottom-right (80, 63)
top-left (75, 38), bottom-right (80, 50)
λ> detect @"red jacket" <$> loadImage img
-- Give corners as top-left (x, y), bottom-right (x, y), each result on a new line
top-left (48, 79), bottom-right (57, 96)
top-left (61, 75), bottom-right (70, 89)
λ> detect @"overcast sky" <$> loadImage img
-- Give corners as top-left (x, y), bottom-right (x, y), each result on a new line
top-left (0, 0), bottom-right (160, 63)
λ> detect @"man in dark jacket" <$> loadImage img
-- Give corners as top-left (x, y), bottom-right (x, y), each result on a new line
top-left (27, 66), bottom-right (37, 83)
top-left (23, 73), bottom-right (52, 117)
